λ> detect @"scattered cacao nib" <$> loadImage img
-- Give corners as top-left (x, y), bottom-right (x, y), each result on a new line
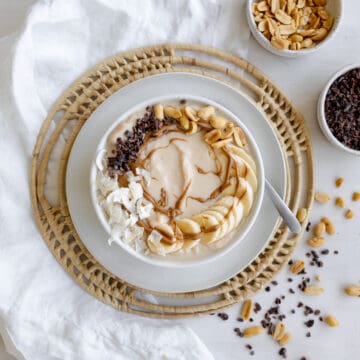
top-left (271, 281), bottom-right (278, 286)
top-left (179, 99), bottom-right (187, 105)
top-left (249, 318), bottom-right (254, 322)
top-left (265, 286), bottom-right (271, 292)
top-left (245, 344), bottom-right (252, 350)
top-left (288, 260), bottom-right (294, 265)
top-left (300, 357), bottom-right (307, 360)
top-left (334, 250), bottom-right (339, 255)
top-left (250, 350), bottom-right (255, 356)
top-left (306, 332), bottom-right (311, 338)
top-left (324, 68), bottom-right (360, 151)
top-left (290, 309), bottom-right (295, 314)
top-left (237, 317), bottom-right (244, 322)
top-left (305, 319), bottom-right (315, 328)
top-left (287, 278), bottom-right (293, 282)
top-left (254, 303), bottom-right (262, 313)
top-left (305, 222), bottom-right (311, 232)
top-left (321, 249), bottom-right (330, 255)
top-left (289, 288), bottom-right (295, 294)
top-left (314, 309), bottom-right (321, 316)
top-left (279, 347), bottom-right (287, 359)
top-left (218, 312), bottom-right (229, 320)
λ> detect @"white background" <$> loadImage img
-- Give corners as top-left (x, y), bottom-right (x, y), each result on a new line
top-left (1, 0), bottom-right (359, 359)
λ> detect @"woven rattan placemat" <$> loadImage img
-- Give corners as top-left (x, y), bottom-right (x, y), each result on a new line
top-left (31, 43), bottom-right (314, 318)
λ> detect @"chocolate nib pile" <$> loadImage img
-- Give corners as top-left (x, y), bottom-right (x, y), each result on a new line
top-left (107, 106), bottom-right (175, 177)
top-left (324, 68), bottom-right (360, 151)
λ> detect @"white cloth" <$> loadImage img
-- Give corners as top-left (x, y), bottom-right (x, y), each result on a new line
top-left (0, 0), bottom-right (253, 359)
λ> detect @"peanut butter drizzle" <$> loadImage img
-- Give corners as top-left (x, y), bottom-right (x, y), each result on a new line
top-left (142, 137), bottom-right (187, 165)
top-left (174, 180), bottom-right (192, 211)
top-left (195, 165), bottom-right (221, 176)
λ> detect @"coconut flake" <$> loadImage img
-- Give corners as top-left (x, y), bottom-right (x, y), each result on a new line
top-left (95, 149), bottom-right (108, 171)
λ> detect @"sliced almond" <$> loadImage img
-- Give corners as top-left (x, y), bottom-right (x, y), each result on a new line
top-left (290, 260), bottom-right (304, 274)
top-left (344, 285), bottom-right (360, 297)
top-left (311, 27), bottom-right (328, 41)
top-left (153, 104), bottom-right (164, 120)
top-left (273, 322), bottom-right (286, 341)
top-left (325, 315), bottom-right (339, 327)
top-left (257, 1), bottom-right (269, 12)
top-left (298, 29), bottom-right (316, 37)
top-left (271, 36), bottom-right (290, 50)
top-left (289, 33), bottom-right (303, 42)
top-left (318, 8), bottom-right (329, 20)
top-left (279, 24), bottom-right (296, 35)
top-left (197, 106), bottom-right (215, 121)
top-left (323, 16), bottom-right (334, 31)
top-left (307, 236), bottom-right (325, 248)
top-left (313, 222), bottom-right (325, 236)
top-left (211, 138), bottom-right (233, 149)
top-left (297, 0), bottom-right (306, 8)
top-left (164, 106), bottom-right (182, 119)
top-left (287, 0), bottom-right (295, 14)
top-left (275, 9), bottom-right (292, 24)
top-left (296, 208), bottom-right (307, 223)
top-left (179, 114), bottom-right (190, 130)
top-left (314, 192), bottom-right (330, 203)
top-left (267, 18), bottom-right (278, 36)
top-left (241, 299), bottom-right (253, 321)
top-left (184, 106), bottom-right (199, 122)
top-left (204, 129), bottom-right (221, 144)
top-left (185, 121), bottom-right (198, 135)
top-left (301, 38), bottom-right (313, 48)
top-left (278, 332), bottom-right (292, 346)
top-left (243, 326), bottom-right (263, 338)
top-left (209, 115), bottom-right (228, 129)
top-left (304, 285), bottom-right (324, 295)
top-left (258, 20), bottom-right (268, 32)
top-left (220, 124), bottom-right (235, 139)
top-left (233, 127), bottom-right (247, 147)
top-left (271, 0), bottom-right (280, 13)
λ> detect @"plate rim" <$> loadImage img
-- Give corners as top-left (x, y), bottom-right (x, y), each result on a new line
top-left (66, 71), bottom-right (287, 293)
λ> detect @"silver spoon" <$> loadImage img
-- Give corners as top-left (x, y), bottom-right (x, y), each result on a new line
top-left (265, 179), bottom-right (302, 234)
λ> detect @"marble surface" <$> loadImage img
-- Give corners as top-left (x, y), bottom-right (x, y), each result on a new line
top-left (1, 1), bottom-right (359, 359)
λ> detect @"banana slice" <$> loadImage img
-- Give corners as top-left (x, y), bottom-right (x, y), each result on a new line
top-left (225, 144), bottom-right (256, 173)
top-left (147, 230), bottom-right (183, 255)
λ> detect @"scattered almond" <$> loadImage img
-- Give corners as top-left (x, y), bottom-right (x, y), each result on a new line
top-left (304, 285), bottom-right (324, 295)
top-left (315, 192), bottom-right (330, 203)
top-left (290, 260), bottom-right (305, 274)
top-left (243, 326), bottom-right (263, 338)
top-left (321, 217), bottom-right (336, 235)
top-left (352, 192), bottom-right (360, 201)
top-left (278, 332), bottom-right (292, 346)
top-left (233, 127), bottom-right (247, 147)
top-left (335, 177), bottom-right (344, 188)
top-left (313, 222), bottom-right (325, 236)
top-left (296, 208), bottom-right (307, 223)
top-left (344, 285), bottom-right (360, 297)
top-left (335, 197), bottom-right (346, 208)
top-left (273, 322), bottom-right (286, 341)
top-left (241, 299), bottom-right (253, 321)
top-left (184, 106), bottom-right (198, 122)
top-left (315, 275), bottom-right (321, 282)
top-left (179, 114), bottom-right (190, 130)
top-left (325, 315), bottom-right (339, 327)
top-left (345, 209), bottom-right (354, 219)
top-left (185, 121), bottom-right (198, 135)
top-left (307, 236), bottom-right (325, 248)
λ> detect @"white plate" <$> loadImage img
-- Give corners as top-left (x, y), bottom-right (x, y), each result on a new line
top-left (66, 72), bottom-right (286, 293)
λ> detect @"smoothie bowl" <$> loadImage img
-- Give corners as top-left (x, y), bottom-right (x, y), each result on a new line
top-left (90, 96), bottom-right (265, 267)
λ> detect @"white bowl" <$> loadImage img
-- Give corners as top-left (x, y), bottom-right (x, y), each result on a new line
top-left (317, 63), bottom-right (360, 156)
top-left (246, 0), bottom-right (343, 58)
top-left (90, 95), bottom-right (265, 268)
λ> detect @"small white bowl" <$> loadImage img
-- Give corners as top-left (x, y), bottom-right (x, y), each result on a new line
top-left (246, 0), bottom-right (343, 58)
top-left (317, 63), bottom-right (360, 156)
top-left (90, 95), bottom-right (265, 268)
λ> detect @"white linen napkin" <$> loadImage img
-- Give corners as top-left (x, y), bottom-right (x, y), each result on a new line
top-left (0, 0), bottom-right (252, 359)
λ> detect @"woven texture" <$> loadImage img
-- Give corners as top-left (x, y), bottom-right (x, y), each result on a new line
top-left (31, 43), bottom-right (314, 318)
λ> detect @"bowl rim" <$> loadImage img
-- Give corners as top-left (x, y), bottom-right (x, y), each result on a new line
top-left (246, 0), bottom-right (344, 58)
top-left (317, 63), bottom-right (360, 156)
top-left (90, 94), bottom-right (265, 268)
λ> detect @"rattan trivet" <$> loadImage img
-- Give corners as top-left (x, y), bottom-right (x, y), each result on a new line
top-left (31, 43), bottom-right (314, 318)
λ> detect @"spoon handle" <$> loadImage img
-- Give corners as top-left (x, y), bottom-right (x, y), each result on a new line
top-left (265, 179), bottom-right (302, 234)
